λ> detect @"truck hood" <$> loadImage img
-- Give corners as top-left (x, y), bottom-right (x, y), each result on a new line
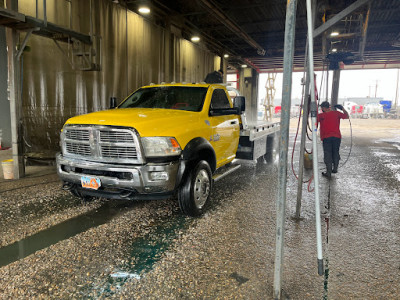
top-left (64, 108), bottom-right (201, 136)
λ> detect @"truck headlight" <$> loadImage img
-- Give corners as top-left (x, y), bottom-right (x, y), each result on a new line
top-left (141, 137), bottom-right (181, 157)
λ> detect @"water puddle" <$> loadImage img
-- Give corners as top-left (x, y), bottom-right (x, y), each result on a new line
top-left (0, 201), bottom-right (129, 268)
top-left (92, 214), bottom-right (191, 298)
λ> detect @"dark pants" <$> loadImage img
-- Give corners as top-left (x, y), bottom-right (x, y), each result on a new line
top-left (322, 137), bottom-right (341, 175)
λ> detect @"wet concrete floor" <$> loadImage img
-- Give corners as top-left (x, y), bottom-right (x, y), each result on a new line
top-left (0, 118), bottom-right (399, 299)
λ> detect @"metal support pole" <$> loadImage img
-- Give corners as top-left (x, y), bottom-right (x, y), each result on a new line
top-left (395, 68), bottom-right (399, 109)
top-left (6, 0), bottom-right (25, 179)
top-left (273, 0), bottom-right (298, 298)
top-left (43, 0), bottom-right (47, 26)
top-left (295, 0), bottom-right (316, 219)
top-left (331, 69), bottom-right (341, 106)
top-left (310, 102), bottom-right (324, 275)
top-left (306, 0), bottom-right (323, 276)
top-left (326, 68), bottom-right (329, 101)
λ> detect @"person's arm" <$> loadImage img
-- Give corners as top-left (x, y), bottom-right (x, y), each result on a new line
top-left (342, 107), bottom-right (349, 118)
top-left (334, 104), bottom-right (349, 119)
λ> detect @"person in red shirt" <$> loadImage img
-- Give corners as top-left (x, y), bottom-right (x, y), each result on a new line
top-left (317, 101), bottom-right (349, 179)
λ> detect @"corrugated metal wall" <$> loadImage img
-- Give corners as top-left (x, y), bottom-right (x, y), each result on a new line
top-left (16, 0), bottom-right (220, 153)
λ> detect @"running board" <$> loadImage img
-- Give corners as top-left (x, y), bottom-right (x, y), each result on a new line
top-left (213, 164), bottom-right (241, 182)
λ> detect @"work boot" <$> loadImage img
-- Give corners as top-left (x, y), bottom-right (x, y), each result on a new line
top-left (322, 172), bottom-right (332, 179)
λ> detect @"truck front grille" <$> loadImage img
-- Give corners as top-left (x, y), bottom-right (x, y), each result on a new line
top-left (62, 125), bottom-right (143, 164)
top-left (100, 130), bottom-right (134, 143)
top-left (65, 129), bottom-right (90, 141)
top-left (101, 145), bottom-right (137, 159)
top-left (66, 142), bottom-right (91, 156)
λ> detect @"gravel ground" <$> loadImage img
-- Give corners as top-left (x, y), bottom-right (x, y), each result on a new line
top-left (0, 119), bottom-right (399, 299)
top-left (0, 175), bottom-right (102, 247)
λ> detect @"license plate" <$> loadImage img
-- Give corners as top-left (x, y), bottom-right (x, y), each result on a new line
top-left (81, 176), bottom-right (101, 190)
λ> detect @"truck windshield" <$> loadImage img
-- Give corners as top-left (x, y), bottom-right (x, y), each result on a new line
top-left (119, 86), bottom-right (208, 112)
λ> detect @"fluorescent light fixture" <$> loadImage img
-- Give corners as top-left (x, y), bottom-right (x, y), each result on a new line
top-left (241, 64), bottom-right (247, 68)
top-left (330, 31), bottom-right (339, 37)
top-left (224, 54), bottom-right (229, 58)
top-left (191, 36), bottom-right (200, 42)
top-left (138, 6), bottom-right (150, 14)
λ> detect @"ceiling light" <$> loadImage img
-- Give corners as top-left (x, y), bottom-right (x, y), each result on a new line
top-left (330, 31), bottom-right (339, 37)
top-left (241, 64), bottom-right (247, 68)
top-left (191, 36), bottom-right (200, 42)
top-left (138, 6), bottom-right (150, 14)
top-left (224, 54), bottom-right (229, 58)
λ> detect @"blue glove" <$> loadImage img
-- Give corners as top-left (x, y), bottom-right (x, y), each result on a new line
top-left (334, 104), bottom-right (343, 110)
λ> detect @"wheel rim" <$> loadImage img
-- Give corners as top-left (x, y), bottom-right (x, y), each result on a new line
top-left (193, 169), bottom-right (210, 209)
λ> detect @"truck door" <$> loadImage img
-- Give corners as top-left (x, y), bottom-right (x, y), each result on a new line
top-left (208, 88), bottom-right (240, 168)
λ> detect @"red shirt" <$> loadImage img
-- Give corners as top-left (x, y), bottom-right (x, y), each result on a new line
top-left (317, 110), bottom-right (348, 140)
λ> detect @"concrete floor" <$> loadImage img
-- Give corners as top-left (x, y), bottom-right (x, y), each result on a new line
top-left (0, 118), bottom-right (399, 299)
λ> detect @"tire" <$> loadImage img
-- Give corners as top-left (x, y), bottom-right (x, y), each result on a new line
top-left (178, 160), bottom-right (212, 217)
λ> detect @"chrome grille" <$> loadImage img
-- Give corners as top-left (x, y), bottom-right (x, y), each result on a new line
top-left (100, 131), bottom-right (134, 143)
top-left (101, 145), bottom-right (137, 159)
top-left (66, 142), bottom-right (91, 156)
top-left (65, 129), bottom-right (90, 141)
top-left (62, 125), bottom-right (143, 163)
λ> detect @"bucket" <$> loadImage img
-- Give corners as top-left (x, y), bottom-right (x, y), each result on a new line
top-left (2, 159), bottom-right (14, 179)
top-left (304, 153), bottom-right (313, 170)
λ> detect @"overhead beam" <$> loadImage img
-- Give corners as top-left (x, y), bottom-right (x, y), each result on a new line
top-left (199, 0), bottom-right (266, 55)
top-left (313, 0), bottom-right (371, 38)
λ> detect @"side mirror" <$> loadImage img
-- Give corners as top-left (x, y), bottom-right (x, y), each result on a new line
top-left (110, 97), bottom-right (117, 109)
top-left (233, 96), bottom-right (245, 114)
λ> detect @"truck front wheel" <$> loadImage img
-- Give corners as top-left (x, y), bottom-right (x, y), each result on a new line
top-left (178, 160), bottom-right (212, 217)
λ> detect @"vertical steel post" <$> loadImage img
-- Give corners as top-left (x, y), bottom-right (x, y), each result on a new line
top-left (306, 0), bottom-right (324, 276)
top-left (395, 68), bottom-right (399, 109)
top-left (331, 69), bottom-right (340, 106)
top-left (273, 0), bottom-right (298, 298)
top-left (326, 68), bottom-right (329, 101)
top-left (6, 0), bottom-right (25, 179)
top-left (295, 0), bottom-right (316, 218)
top-left (43, 0), bottom-right (47, 26)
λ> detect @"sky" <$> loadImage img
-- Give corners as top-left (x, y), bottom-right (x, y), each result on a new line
top-left (257, 69), bottom-right (400, 105)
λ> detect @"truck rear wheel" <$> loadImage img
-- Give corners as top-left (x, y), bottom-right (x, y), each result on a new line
top-left (178, 160), bottom-right (212, 217)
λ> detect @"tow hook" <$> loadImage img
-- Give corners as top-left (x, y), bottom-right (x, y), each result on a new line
top-left (120, 191), bottom-right (134, 198)
top-left (62, 182), bottom-right (73, 191)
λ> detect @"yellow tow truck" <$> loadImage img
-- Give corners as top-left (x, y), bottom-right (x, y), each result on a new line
top-left (56, 83), bottom-right (279, 216)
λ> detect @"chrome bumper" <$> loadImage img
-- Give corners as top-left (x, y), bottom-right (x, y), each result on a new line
top-left (56, 153), bottom-right (180, 194)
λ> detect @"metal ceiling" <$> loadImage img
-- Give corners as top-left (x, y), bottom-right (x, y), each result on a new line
top-left (123, 0), bottom-right (400, 72)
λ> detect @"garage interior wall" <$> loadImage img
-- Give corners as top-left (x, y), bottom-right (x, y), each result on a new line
top-left (8, 0), bottom-right (218, 153)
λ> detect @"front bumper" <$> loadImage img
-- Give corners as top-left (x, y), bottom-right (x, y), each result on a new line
top-left (56, 153), bottom-right (180, 198)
